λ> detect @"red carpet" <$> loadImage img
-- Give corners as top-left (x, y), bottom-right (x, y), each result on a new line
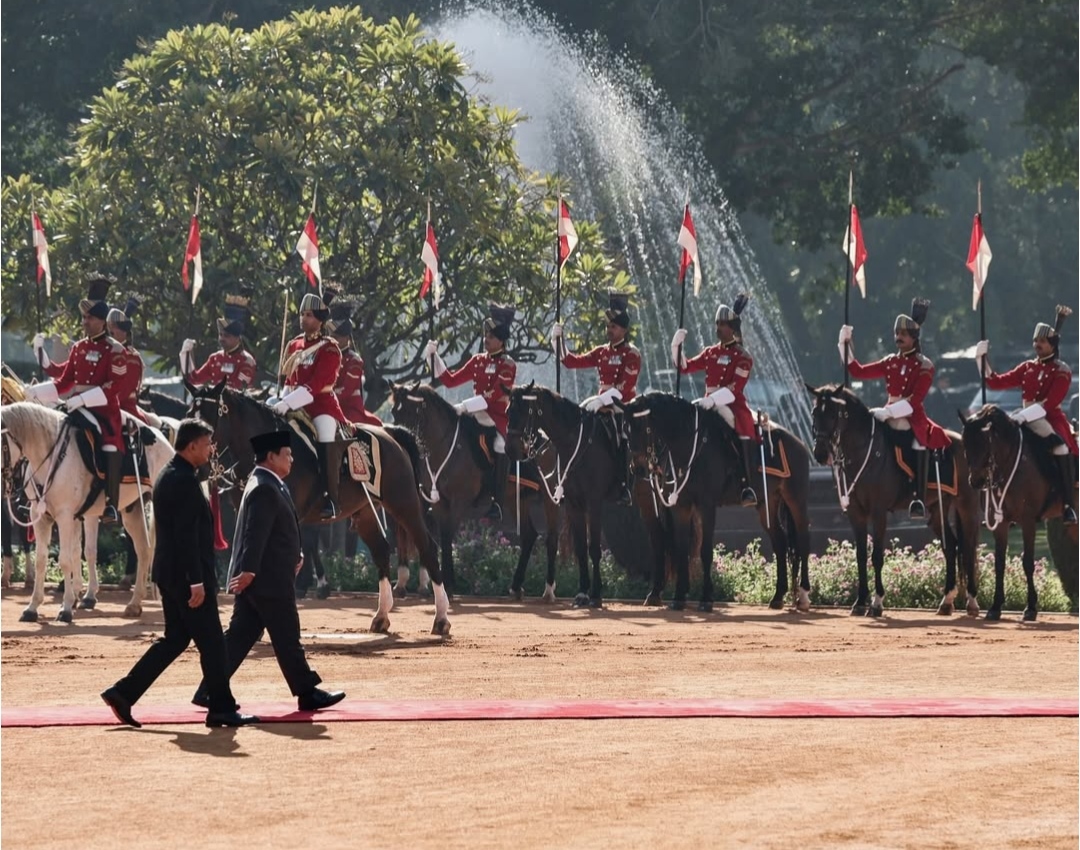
top-left (2, 696), bottom-right (1076, 728)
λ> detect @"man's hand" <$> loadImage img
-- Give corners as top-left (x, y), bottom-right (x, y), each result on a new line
top-left (295, 558), bottom-right (304, 577)
top-left (228, 571), bottom-right (256, 594)
top-left (188, 583), bottom-right (206, 608)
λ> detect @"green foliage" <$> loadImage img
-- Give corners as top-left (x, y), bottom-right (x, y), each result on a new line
top-left (1, 8), bottom-right (621, 403)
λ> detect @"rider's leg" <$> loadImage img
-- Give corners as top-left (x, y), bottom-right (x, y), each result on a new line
top-left (101, 446), bottom-right (121, 525)
top-left (1051, 442), bottom-right (1078, 525)
top-left (314, 415), bottom-right (341, 520)
top-left (739, 436), bottom-right (758, 507)
top-left (611, 411), bottom-right (633, 506)
top-left (486, 435), bottom-right (509, 522)
top-left (909, 445), bottom-right (928, 520)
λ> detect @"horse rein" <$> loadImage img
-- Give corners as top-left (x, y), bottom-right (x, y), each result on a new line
top-left (628, 405), bottom-right (701, 508)
top-left (979, 418), bottom-right (1024, 531)
top-left (0, 423), bottom-right (68, 528)
top-left (189, 392), bottom-right (245, 493)
top-left (816, 397), bottom-right (877, 512)
top-left (511, 394), bottom-right (584, 505)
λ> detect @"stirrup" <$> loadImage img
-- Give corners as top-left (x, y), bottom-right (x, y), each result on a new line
top-left (616, 484), bottom-right (634, 507)
top-left (740, 487), bottom-right (758, 508)
top-left (1064, 506), bottom-right (1078, 526)
top-left (908, 499), bottom-right (926, 520)
top-left (101, 505), bottom-right (120, 525)
top-left (319, 496), bottom-right (337, 520)
top-left (484, 501), bottom-right (503, 522)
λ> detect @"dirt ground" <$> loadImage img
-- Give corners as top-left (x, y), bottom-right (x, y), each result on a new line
top-left (1, 585), bottom-right (1077, 850)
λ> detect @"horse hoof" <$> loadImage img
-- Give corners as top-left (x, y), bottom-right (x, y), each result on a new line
top-left (966, 602), bottom-right (981, 618)
top-left (56, 610), bottom-right (74, 624)
top-left (868, 605), bottom-right (883, 618)
top-left (18, 610), bottom-right (38, 623)
top-left (79, 597), bottom-right (97, 610)
top-left (936, 602), bottom-right (953, 616)
top-left (589, 598), bottom-right (603, 609)
top-left (643, 592), bottom-right (664, 607)
top-left (430, 618), bottom-right (452, 637)
top-left (796, 599), bottom-right (811, 613)
top-left (541, 590), bottom-right (557, 604)
top-left (392, 585), bottom-right (407, 599)
top-left (768, 595), bottom-right (784, 610)
top-left (1022, 608), bottom-right (1037, 622)
top-left (509, 587), bottom-right (524, 602)
top-left (985, 609), bottom-right (1002, 622)
top-left (369, 614), bottom-right (391, 634)
top-left (316, 585), bottom-right (331, 600)
top-left (572, 593), bottom-right (590, 608)
top-left (850, 604), bottom-right (866, 617)
top-left (121, 605), bottom-right (142, 619)
top-left (698, 600), bottom-right (714, 613)
top-left (669, 599), bottom-right (686, 611)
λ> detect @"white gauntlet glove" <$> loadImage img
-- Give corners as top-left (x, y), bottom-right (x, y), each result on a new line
top-left (66, 387), bottom-right (107, 410)
top-left (423, 340), bottom-right (447, 377)
top-left (179, 338), bottom-right (196, 374)
top-left (837, 325), bottom-right (854, 365)
top-left (455, 395), bottom-right (488, 414)
top-left (1010, 403), bottom-right (1046, 424)
top-left (272, 386), bottom-right (313, 415)
top-left (974, 340), bottom-right (989, 374)
top-left (32, 333), bottom-right (52, 367)
top-left (24, 381), bottom-right (60, 406)
top-left (670, 329), bottom-right (688, 370)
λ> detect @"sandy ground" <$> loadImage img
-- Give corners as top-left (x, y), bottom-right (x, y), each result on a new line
top-left (1, 586), bottom-right (1077, 850)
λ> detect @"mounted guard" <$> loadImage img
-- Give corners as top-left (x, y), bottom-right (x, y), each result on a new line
top-left (329, 297), bottom-right (381, 427)
top-left (838, 297), bottom-right (951, 520)
top-left (424, 302), bottom-right (517, 521)
top-left (671, 292), bottom-right (759, 507)
top-left (975, 305), bottom-right (1077, 525)
top-left (550, 290), bottom-right (640, 504)
top-left (25, 277), bottom-right (126, 524)
top-left (106, 296), bottom-right (149, 424)
top-left (180, 292), bottom-right (257, 391)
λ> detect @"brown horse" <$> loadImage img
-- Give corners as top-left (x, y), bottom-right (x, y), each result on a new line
top-left (185, 381), bottom-right (450, 635)
top-left (389, 382), bottom-right (561, 600)
top-left (808, 383), bottom-right (981, 618)
top-left (623, 391), bottom-right (812, 612)
top-left (960, 404), bottom-right (1078, 621)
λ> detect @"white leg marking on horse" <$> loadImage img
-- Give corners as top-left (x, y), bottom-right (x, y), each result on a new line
top-left (395, 565), bottom-right (410, 589)
top-left (378, 577), bottom-right (394, 617)
top-left (433, 582), bottom-right (450, 622)
top-left (872, 593), bottom-right (884, 610)
top-left (542, 582), bottom-right (557, 603)
top-left (796, 587), bottom-right (810, 612)
top-left (419, 567), bottom-right (431, 590)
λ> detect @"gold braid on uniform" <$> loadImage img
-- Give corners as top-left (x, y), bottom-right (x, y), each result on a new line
top-left (280, 338), bottom-right (330, 379)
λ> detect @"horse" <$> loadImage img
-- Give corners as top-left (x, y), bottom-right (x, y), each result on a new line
top-left (185, 380), bottom-right (451, 635)
top-left (960, 404), bottom-right (1078, 621)
top-left (0, 402), bottom-right (173, 622)
top-left (505, 383), bottom-right (657, 608)
top-left (389, 382), bottom-right (561, 601)
top-left (623, 392), bottom-right (812, 612)
top-left (807, 383), bottom-right (981, 617)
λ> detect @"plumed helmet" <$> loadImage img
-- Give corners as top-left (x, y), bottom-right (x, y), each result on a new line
top-left (1033, 305), bottom-right (1072, 342)
top-left (79, 275), bottom-right (113, 320)
top-left (483, 302), bottom-right (515, 342)
top-left (299, 291), bottom-right (330, 322)
top-left (217, 292), bottom-right (252, 337)
top-left (107, 295), bottom-right (140, 333)
top-left (715, 292), bottom-right (750, 324)
top-left (328, 297), bottom-right (356, 338)
top-left (604, 291), bottom-right (631, 329)
top-left (894, 297), bottom-right (931, 335)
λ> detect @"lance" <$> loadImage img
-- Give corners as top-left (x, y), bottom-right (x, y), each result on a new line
top-left (554, 192), bottom-right (562, 394)
top-left (976, 181), bottom-right (987, 406)
top-left (30, 201), bottom-right (44, 373)
top-left (674, 190), bottom-right (691, 398)
top-left (842, 172), bottom-right (854, 388)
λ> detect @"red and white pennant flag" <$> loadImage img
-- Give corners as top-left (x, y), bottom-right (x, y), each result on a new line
top-left (182, 215), bottom-right (203, 305)
top-left (966, 213), bottom-right (992, 310)
top-left (843, 205), bottom-right (868, 298)
top-left (32, 212), bottom-right (51, 297)
top-left (677, 203), bottom-right (702, 295)
top-left (419, 221), bottom-right (441, 308)
top-left (557, 198), bottom-right (578, 268)
top-left (296, 214), bottom-right (321, 289)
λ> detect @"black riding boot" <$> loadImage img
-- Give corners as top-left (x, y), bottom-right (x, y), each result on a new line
top-left (739, 439), bottom-right (758, 507)
top-left (614, 440), bottom-right (634, 506)
top-left (101, 452), bottom-right (122, 525)
top-left (909, 449), bottom-right (928, 520)
top-left (1055, 453), bottom-right (1078, 525)
top-left (316, 442), bottom-right (341, 520)
top-left (485, 452), bottom-right (510, 522)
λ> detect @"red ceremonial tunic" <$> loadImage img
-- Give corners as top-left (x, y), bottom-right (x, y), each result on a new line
top-left (985, 356), bottom-right (1078, 455)
top-left (439, 350), bottom-right (517, 436)
top-left (52, 332), bottom-right (125, 450)
top-left (680, 340), bottom-right (757, 440)
top-left (283, 334), bottom-right (346, 423)
top-left (188, 347), bottom-right (257, 391)
top-left (561, 339), bottom-right (641, 402)
top-left (847, 349), bottom-right (951, 451)
top-left (335, 346), bottom-right (381, 426)
top-left (112, 343), bottom-right (149, 423)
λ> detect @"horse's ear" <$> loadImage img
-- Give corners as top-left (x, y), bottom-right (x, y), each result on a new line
top-left (804, 382), bottom-right (820, 397)
top-left (956, 408), bottom-right (969, 426)
top-left (212, 378), bottom-right (227, 396)
top-left (183, 377), bottom-right (197, 397)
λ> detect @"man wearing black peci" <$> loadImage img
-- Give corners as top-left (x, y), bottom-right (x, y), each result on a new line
top-left (194, 429), bottom-right (344, 712)
top-left (101, 419), bottom-right (258, 729)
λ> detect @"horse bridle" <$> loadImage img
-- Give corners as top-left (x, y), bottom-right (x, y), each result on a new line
top-left (189, 392), bottom-right (243, 492)
top-left (970, 414), bottom-right (1023, 530)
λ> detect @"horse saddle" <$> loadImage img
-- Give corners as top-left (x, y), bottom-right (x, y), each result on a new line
top-left (885, 429), bottom-right (958, 493)
top-left (69, 412), bottom-right (154, 486)
top-left (284, 411), bottom-right (383, 496)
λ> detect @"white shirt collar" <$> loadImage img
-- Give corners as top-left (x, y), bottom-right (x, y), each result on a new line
top-left (255, 463), bottom-right (286, 487)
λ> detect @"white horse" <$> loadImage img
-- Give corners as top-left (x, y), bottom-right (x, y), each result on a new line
top-left (0, 402), bottom-right (173, 623)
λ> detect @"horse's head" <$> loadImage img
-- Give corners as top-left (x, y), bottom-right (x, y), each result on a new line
top-left (621, 393), bottom-right (692, 477)
top-left (960, 404), bottom-right (1011, 489)
top-left (184, 378), bottom-right (227, 428)
top-left (505, 381), bottom-right (541, 462)
top-left (806, 382), bottom-right (857, 464)
top-left (389, 381), bottom-right (424, 430)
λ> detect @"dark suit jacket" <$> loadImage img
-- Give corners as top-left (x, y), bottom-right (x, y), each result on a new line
top-left (151, 454), bottom-right (217, 593)
top-left (229, 467), bottom-right (301, 600)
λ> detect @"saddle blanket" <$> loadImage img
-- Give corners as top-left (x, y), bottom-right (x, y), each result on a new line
top-left (287, 415), bottom-right (383, 499)
top-left (893, 445), bottom-right (958, 495)
top-left (72, 416), bottom-right (153, 487)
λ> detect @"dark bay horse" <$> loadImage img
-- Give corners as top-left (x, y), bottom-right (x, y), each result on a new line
top-left (505, 384), bottom-right (660, 608)
top-left (141, 387), bottom-right (188, 421)
top-left (623, 392), bottom-right (812, 612)
top-left (186, 381), bottom-right (450, 635)
top-left (960, 404), bottom-right (1078, 621)
top-left (808, 383), bottom-right (981, 618)
top-left (389, 382), bottom-right (560, 600)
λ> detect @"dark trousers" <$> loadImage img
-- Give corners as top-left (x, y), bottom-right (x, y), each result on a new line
top-left (217, 592), bottom-right (321, 697)
top-left (112, 586), bottom-right (237, 713)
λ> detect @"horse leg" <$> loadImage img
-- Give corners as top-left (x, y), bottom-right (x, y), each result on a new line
top-left (868, 512), bottom-right (888, 617)
top-left (961, 512), bottom-right (981, 618)
top-left (986, 525), bottom-right (1009, 621)
top-left (542, 501), bottom-right (559, 603)
top-left (766, 498), bottom-right (788, 610)
top-left (698, 504), bottom-right (716, 613)
top-left (850, 518), bottom-right (870, 616)
top-left (669, 507), bottom-right (692, 611)
top-left (354, 510), bottom-right (395, 634)
top-left (385, 496), bottom-right (450, 637)
top-left (569, 509), bottom-right (591, 608)
top-left (19, 516), bottom-right (54, 622)
top-left (509, 514), bottom-right (538, 601)
top-left (55, 516), bottom-right (81, 624)
top-left (1021, 521), bottom-right (1039, 622)
top-left (935, 502), bottom-right (958, 616)
top-left (643, 510), bottom-right (668, 606)
top-left (440, 525), bottom-right (455, 600)
top-left (587, 503), bottom-right (604, 608)
top-left (121, 509), bottom-right (150, 618)
top-left (79, 519), bottom-right (100, 610)
top-left (791, 498), bottom-right (813, 612)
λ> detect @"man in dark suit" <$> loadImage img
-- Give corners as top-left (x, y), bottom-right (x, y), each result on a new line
top-left (195, 429), bottom-right (344, 711)
top-left (101, 418), bottom-right (258, 729)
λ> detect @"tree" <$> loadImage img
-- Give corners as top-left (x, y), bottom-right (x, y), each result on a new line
top-left (1, 8), bottom-right (623, 403)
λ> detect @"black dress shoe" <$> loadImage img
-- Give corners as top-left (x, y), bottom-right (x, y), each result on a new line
top-left (205, 711), bottom-right (259, 728)
top-left (191, 690), bottom-right (210, 709)
top-left (101, 687), bottom-right (141, 729)
top-left (297, 688), bottom-right (346, 711)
